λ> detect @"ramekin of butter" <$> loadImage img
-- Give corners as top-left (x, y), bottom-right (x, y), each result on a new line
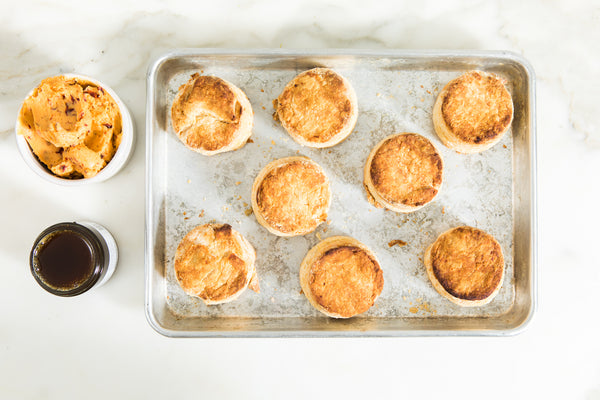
top-left (15, 74), bottom-right (134, 185)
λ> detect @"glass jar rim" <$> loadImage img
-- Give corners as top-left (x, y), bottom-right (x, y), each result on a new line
top-left (30, 222), bottom-right (105, 297)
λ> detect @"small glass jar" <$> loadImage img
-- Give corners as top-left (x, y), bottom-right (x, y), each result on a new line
top-left (30, 221), bottom-right (118, 296)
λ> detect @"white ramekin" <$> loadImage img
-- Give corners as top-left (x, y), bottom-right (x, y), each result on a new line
top-left (15, 73), bottom-right (135, 186)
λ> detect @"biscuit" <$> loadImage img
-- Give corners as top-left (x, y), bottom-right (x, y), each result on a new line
top-left (171, 74), bottom-right (253, 155)
top-left (274, 68), bottom-right (357, 148)
top-left (252, 156), bottom-right (331, 237)
top-left (424, 226), bottom-right (504, 307)
top-left (364, 133), bottom-right (443, 213)
top-left (174, 223), bottom-right (258, 305)
top-left (432, 71), bottom-right (513, 153)
top-left (300, 236), bottom-right (383, 318)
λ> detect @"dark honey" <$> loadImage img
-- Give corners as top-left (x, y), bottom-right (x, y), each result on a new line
top-left (31, 223), bottom-right (104, 296)
top-left (35, 231), bottom-right (94, 289)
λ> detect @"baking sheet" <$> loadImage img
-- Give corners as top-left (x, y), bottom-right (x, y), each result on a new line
top-left (145, 50), bottom-right (536, 337)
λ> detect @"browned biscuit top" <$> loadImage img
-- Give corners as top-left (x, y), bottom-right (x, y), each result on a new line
top-left (441, 71), bottom-right (513, 144)
top-left (276, 68), bottom-right (353, 143)
top-left (171, 74), bottom-right (243, 151)
top-left (174, 224), bottom-right (251, 302)
top-left (369, 134), bottom-right (443, 207)
top-left (256, 160), bottom-right (329, 234)
top-left (309, 245), bottom-right (383, 318)
top-left (430, 226), bottom-right (504, 301)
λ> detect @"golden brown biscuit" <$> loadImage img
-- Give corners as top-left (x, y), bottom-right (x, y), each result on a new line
top-left (274, 68), bottom-right (358, 148)
top-left (364, 133), bottom-right (443, 213)
top-left (252, 156), bottom-right (331, 237)
top-left (433, 71), bottom-right (513, 153)
top-left (171, 74), bottom-right (253, 155)
top-left (174, 223), bottom-right (258, 305)
top-left (424, 226), bottom-right (504, 307)
top-left (300, 236), bottom-right (383, 318)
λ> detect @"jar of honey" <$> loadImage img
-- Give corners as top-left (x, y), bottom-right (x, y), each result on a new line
top-left (30, 221), bottom-right (118, 296)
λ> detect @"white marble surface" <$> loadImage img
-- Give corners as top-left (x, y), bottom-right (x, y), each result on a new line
top-left (1, 0), bottom-right (599, 398)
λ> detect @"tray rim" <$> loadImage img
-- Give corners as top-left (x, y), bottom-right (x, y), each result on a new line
top-left (145, 48), bottom-right (537, 338)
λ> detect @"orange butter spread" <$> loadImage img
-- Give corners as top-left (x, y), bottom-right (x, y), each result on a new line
top-left (17, 76), bottom-right (122, 178)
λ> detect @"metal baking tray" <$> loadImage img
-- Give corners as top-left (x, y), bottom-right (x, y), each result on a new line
top-left (145, 49), bottom-right (536, 337)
